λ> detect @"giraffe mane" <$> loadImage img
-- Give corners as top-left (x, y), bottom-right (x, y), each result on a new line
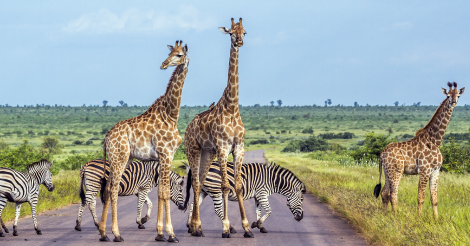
top-left (141, 66), bottom-right (180, 116)
top-left (414, 97), bottom-right (447, 138)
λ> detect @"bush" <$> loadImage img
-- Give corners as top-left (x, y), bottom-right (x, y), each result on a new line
top-left (173, 144), bottom-right (186, 160)
top-left (318, 132), bottom-right (355, 139)
top-left (60, 151), bottom-right (103, 170)
top-left (250, 139), bottom-right (269, 145)
top-left (351, 132), bottom-right (392, 163)
top-left (72, 140), bottom-right (83, 145)
top-left (282, 136), bottom-right (329, 153)
top-left (0, 140), bottom-right (52, 172)
top-left (301, 127), bottom-right (314, 134)
top-left (85, 140), bottom-right (93, 145)
top-left (41, 136), bottom-right (64, 154)
top-left (440, 138), bottom-right (470, 173)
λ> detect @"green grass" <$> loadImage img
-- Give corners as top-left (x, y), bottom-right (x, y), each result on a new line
top-left (265, 147), bottom-right (470, 245)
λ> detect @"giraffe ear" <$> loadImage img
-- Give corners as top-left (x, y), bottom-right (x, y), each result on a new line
top-left (459, 87), bottom-right (465, 95)
top-left (219, 27), bottom-right (230, 34)
top-left (183, 44), bottom-right (188, 54)
top-left (442, 88), bottom-right (448, 96)
top-left (167, 45), bottom-right (174, 51)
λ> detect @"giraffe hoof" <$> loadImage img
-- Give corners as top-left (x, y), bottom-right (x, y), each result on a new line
top-left (0, 232), bottom-right (4, 237)
top-left (75, 225), bottom-right (81, 231)
top-left (141, 217), bottom-right (148, 224)
top-left (187, 228), bottom-right (192, 233)
top-left (99, 235), bottom-right (110, 241)
top-left (36, 230), bottom-right (42, 235)
top-left (167, 236), bottom-right (179, 243)
top-left (155, 234), bottom-right (167, 241)
top-left (4, 228), bottom-right (9, 233)
top-left (260, 228), bottom-right (268, 233)
top-left (244, 231), bottom-right (254, 238)
top-left (113, 236), bottom-right (124, 242)
top-left (191, 231), bottom-right (204, 237)
top-left (230, 227), bottom-right (237, 234)
top-left (222, 233), bottom-right (231, 238)
top-left (251, 222), bottom-right (258, 229)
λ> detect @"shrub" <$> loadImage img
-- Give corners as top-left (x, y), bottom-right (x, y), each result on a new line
top-left (41, 137), bottom-right (64, 154)
top-left (440, 138), bottom-right (470, 173)
top-left (60, 151), bottom-right (103, 170)
top-left (282, 136), bottom-right (329, 153)
top-left (250, 139), bottom-right (268, 145)
top-left (301, 127), bottom-right (314, 134)
top-left (0, 140), bottom-right (52, 172)
top-left (85, 140), bottom-right (93, 145)
top-left (351, 132), bottom-right (392, 162)
top-left (72, 140), bottom-right (83, 145)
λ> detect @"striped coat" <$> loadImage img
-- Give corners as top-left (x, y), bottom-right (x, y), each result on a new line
top-left (74, 159), bottom-right (185, 231)
top-left (184, 162), bottom-right (305, 233)
top-left (0, 159), bottom-right (55, 237)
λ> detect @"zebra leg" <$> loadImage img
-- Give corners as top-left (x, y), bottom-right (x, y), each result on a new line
top-left (28, 200), bottom-right (42, 235)
top-left (75, 201), bottom-right (86, 231)
top-left (251, 198), bottom-right (262, 229)
top-left (211, 193), bottom-right (237, 234)
top-left (89, 195), bottom-right (99, 229)
top-left (0, 198), bottom-right (7, 237)
top-left (136, 192), bottom-right (147, 229)
top-left (13, 203), bottom-right (21, 236)
top-left (233, 144), bottom-right (253, 238)
top-left (141, 195), bottom-right (152, 224)
top-left (256, 198), bottom-right (272, 233)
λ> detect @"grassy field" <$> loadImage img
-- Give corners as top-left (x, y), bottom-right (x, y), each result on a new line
top-left (264, 146), bottom-right (470, 245)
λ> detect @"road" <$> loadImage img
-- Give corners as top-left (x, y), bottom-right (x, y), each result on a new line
top-left (0, 149), bottom-right (367, 245)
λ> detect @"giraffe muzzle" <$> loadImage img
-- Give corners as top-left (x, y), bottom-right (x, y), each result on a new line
top-left (160, 64), bottom-right (168, 70)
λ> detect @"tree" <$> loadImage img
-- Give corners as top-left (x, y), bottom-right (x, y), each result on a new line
top-left (41, 137), bottom-right (64, 155)
top-left (394, 101), bottom-right (399, 106)
top-left (327, 99), bottom-right (332, 106)
top-left (416, 102), bottom-right (421, 106)
top-left (324, 100), bottom-right (328, 107)
top-left (351, 132), bottom-right (392, 162)
top-left (270, 101), bottom-right (274, 107)
top-left (277, 100), bottom-right (282, 107)
top-left (354, 102), bottom-right (359, 107)
top-left (119, 100), bottom-right (125, 106)
top-left (103, 100), bottom-right (108, 107)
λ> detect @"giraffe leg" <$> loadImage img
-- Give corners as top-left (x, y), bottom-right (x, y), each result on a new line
top-left (218, 148), bottom-right (233, 238)
top-left (233, 144), bottom-right (253, 238)
top-left (429, 169), bottom-right (440, 220)
top-left (389, 172), bottom-right (403, 212)
top-left (417, 172), bottom-right (430, 216)
top-left (191, 148), bottom-right (212, 237)
top-left (156, 156), bottom-right (178, 242)
top-left (381, 168), bottom-right (391, 212)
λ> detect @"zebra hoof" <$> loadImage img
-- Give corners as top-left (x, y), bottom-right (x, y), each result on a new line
top-left (99, 235), bottom-right (110, 241)
top-left (260, 228), bottom-right (268, 233)
top-left (167, 236), bottom-right (179, 243)
top-left (251, 222), bottom-right (258, 229)
top-left (113, 236), bottom-right (124, 242)
top-left (141, 217), bottom-right (148, 224)
top-left (36, 230), bottom-right (42, 235)
top-left (138, 224), bottom-right (145, 229)
top-left (222, 233), bottom-right (231, 238)
top-left (155, 234), bottom-right (167, 241)
top-left (4, 228), bottom-right (9, 233)
top-left (243, 231), bottom-right (254, 238)
top-left (74, 225), bottom-right (81, 231)
top-left (13, 231), bottom-right (18, 236)
top-left (0, 232), bottom-right (5, 237)
top-left (230, 226), bottom-right (237, 234)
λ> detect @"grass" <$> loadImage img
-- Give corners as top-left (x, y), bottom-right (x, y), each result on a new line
top-left (265, 147), bottom-right (470, 245)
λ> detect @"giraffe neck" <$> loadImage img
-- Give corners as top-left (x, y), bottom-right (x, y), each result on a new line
top-left (161, 58), bottom-right (189, 122)
top-left (424, 99), bottom-right (453, 146)
top-left (222, 43), bottom-right (239, 113)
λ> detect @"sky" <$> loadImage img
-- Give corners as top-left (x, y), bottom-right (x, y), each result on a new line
top-left (0, 1), bottom-right (469, 107)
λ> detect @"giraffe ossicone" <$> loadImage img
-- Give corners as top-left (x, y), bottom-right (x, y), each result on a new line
top-left (97, 40), bottom-right (190, 242)
top-left (375, 82), bottom-right (464, 220)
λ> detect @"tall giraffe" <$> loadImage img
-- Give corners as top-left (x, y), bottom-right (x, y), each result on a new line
top-left (98, 40), bottom-right (189, 242)
top-left (184, 18), bottom-right (253, 238)
top-left (374, 82), bottom-right (465, 220)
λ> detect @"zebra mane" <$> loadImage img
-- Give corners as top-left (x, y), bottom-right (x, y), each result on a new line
top-left (26, 159), bottom-right (51, 172)
top-left (265, 162), bottom-right (305, 190)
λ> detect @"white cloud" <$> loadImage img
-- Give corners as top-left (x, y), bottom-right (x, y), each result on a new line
top-left (63, 6), bottom-right (215, 34)
top-left (392, 22), bottom-right (413, 30)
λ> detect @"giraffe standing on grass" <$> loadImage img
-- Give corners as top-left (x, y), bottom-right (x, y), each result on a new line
top-left (374, 82), bottom-right (465, 220)
top-left (185, 18), bottom-right (254, 238)
top-left (98, 41), bottom-right (189, 242)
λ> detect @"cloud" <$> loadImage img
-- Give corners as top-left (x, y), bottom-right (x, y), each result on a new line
top-left (63, 6), bottom-right (215, 34)
top-left (392, 22), bottom-right (413, 30)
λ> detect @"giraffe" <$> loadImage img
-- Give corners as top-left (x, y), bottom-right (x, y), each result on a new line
top-left (374, 82), bottom-right (465, 220)
top-left (98, 40), bottom-right (189, 242)
top-left (184, 18), bottom-right (253, 238)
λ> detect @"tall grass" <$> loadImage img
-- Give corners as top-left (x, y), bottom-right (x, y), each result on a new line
top-left (1, 170), bottom-right (81, 222)
top-left (266, 147), bottom-right (470, 245)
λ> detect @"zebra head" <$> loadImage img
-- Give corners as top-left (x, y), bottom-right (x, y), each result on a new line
top-left (286, 183), bottom-right (306, 222)
top-left (27, 159), bottom-right (55, 192)
top-left (169, 172), bottom-right (185, 210)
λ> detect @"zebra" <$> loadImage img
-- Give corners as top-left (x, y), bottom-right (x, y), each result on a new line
top-left (74, 159), bottom-right (185, 231)
top-left (0, 159), bottom-right (55, 237)
top-left (183, 161), bottom-right (305, 234)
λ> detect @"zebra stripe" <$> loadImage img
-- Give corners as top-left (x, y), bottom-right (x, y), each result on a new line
top-left (184, 162), bottom-right (305, 233)
top-left (0, 159), bottom-right (55, 237)
top-left (75, 159), bottom-right (185, 231)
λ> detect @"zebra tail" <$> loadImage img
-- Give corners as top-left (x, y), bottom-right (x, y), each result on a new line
top-left (79, 167), bottom-right (86, 206)
top-left (100, 177), bottom-right (107, 204)
top-left (0, 190), bottom-right (15, 202)
top-left (373, 157), bottom-right (383, 198)
top-left (183, 167), bottom-right (192, 212)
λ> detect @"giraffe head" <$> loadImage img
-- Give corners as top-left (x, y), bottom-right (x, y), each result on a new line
top-left (219, 18), bottom-right (246, 47)
top-left (442, 82), bottom-right (465, 108)
top-left (160, 40), bottom-right (188, 70)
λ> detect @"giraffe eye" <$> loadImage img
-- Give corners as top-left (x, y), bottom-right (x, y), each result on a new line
top-left (176, 54), bottom-right (182, 57)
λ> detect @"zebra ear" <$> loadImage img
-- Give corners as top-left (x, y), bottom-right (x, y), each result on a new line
top-left (49, 161), bottom-right (53, 168)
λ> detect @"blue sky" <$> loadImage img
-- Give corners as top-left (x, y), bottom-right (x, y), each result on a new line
top-left (0, 1), bottom-right (469, 106)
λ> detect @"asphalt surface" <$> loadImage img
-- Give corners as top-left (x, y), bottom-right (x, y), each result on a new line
top-left (0, 149), bottom-right (367, 245)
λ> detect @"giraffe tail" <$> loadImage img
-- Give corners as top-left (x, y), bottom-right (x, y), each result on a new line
top-left (374, 157), bottom-right (383, 198)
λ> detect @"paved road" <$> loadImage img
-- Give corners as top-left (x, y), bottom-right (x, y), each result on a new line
top-left (0, 150), bottom-right (367, 245)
